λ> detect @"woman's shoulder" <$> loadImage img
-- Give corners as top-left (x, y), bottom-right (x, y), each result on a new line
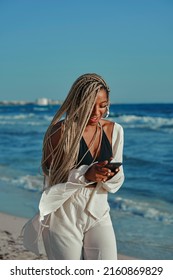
top-left (100, 119), bottom-right (123, 142)
top-left (51, 120), bottom-right (64, 133)
top-left (50, 120), bottom-right (64, 147)
top-left (100, 119), bottom-right (122, 131)
top-left (100, 119), bottom-right (114, 128)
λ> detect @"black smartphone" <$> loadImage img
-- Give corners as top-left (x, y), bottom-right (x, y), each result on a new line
top-left (105, 162), bottom-right (122, 172)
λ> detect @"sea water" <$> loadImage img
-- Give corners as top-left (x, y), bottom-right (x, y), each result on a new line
top-left (0, 103), bottom-right (172, 259)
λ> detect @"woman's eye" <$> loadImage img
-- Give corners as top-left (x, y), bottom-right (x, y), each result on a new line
top-left (100, 105), bottom-right (107, 108)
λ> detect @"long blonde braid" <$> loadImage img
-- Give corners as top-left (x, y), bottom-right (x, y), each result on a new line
top-left (42, 73), bottom-right (110, 186)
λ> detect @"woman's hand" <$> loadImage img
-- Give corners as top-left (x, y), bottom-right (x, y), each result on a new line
top-left (84, 160), bottom-right (120, 183)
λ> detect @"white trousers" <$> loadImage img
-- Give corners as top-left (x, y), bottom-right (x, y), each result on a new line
top-left (42, 187), bottom-right (117, 260)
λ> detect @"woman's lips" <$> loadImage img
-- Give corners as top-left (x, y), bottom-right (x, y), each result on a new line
top-left (89, 116), bottom-right (99, 123)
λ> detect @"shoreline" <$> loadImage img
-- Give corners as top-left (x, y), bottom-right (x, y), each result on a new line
top-left (0, 211), bottom-right (136, 260)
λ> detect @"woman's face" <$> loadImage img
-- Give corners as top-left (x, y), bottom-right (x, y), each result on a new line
top-left (88, 88), bottom-right (109, 126)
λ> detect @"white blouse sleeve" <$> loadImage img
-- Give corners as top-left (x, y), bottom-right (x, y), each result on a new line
top-left (101, 123), bottom-right (125, 193)
top-left (67, 164), bottom-right (96, 186)
top-left (39, 165), bottom-right (95, 222)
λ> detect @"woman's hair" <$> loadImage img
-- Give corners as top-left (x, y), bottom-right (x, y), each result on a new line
top-left (42, 73), bottom-right (110, 186)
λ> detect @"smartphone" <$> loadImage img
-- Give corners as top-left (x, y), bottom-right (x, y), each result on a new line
top-left (105, 162), bottom-right (122, 172)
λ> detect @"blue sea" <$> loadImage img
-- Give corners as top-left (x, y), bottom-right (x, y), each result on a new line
top-left (0, 102), bottom-right (173, 260)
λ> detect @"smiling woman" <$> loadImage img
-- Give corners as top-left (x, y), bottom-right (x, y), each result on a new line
top-left (23, 73), bottom-right (125, 260)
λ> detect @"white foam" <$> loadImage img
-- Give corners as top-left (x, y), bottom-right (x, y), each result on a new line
top-left (1, 175), bottom-right (43, 191)
top-left (113, 196), bottom-right (173, 224)
top-left (0, 113), bottom-right (35, 120)
top-left (116, 115), bottom-right (173, 131)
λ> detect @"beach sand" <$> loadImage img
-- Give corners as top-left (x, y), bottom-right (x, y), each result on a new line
top-left (0, 212), bottom-right (136, 260)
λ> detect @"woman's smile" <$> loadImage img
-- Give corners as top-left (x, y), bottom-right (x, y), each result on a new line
top-left (89, 116), bottom-right (99, 123)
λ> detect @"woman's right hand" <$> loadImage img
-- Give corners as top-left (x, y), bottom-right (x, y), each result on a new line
top-left (84, 160), bottom-right (116, 183)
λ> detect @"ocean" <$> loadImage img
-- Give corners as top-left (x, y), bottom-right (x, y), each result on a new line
top-left (0, 102), bottom-right (172, 260)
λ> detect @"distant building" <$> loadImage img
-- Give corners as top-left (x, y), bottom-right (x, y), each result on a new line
top-left (0, 98), bottom-right (63, 106)
top-left (36, 98), bottom-right (49, 105)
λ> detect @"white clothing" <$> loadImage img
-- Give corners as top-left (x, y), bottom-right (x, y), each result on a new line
top-left (39, 123), bottom-right (124, 221)
top-left (42, 187), bottom-right (117, 260)
top-left (23, 122), bottom-right (124, 259)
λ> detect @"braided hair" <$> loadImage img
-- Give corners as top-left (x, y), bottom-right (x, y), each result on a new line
top-left (42, 73), bottom-right (110, 186)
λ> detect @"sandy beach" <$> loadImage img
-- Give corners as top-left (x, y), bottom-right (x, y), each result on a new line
top-left (0, 212), bottom-right (46, 260)
top-left (0, 212), bottom-right (136, 260)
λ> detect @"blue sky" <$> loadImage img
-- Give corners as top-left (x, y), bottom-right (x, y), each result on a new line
top-left (1, 0), bottom-right (173, 103)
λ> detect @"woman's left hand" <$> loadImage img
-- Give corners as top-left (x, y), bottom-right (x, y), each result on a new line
top-left (84, 160), bottom-right (119, 183)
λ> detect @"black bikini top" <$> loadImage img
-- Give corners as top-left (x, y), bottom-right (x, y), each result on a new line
top-left (77, 129), bottom-right (113, 167)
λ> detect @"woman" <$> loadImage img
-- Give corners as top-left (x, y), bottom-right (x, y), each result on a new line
top-left (23, 73), bottom-right (124, 260)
